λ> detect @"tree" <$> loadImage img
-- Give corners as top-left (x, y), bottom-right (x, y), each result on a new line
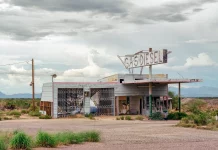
top-left (168, 91), bottom-right (179, 109)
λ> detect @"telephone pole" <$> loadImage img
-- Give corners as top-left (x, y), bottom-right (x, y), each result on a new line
top-left (32, 58), bottom-right (35, 111)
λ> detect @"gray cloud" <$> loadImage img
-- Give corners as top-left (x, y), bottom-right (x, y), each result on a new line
top-left (193, 8), bottom-right (204, 12)
top-left (0, 0), bottom-right (217, 40)
top-left (8, 0), bottom-right (131, 14)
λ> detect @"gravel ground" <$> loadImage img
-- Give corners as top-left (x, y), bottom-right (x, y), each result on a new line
top-left (0, 118), bottom-right (218, 150)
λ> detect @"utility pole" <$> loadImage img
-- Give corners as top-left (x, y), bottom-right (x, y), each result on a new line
top-left (149, 48), bottom-right (153, 117)
top-left (32, 58), bottom-right (35, 111)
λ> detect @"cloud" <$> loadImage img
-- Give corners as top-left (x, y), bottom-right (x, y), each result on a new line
top-left (8, 0), bottom-right (131, 14)
top-left (184, 53), bottom-right (217, 67)
top-left (0, 0), bottom-right (217, 40)
top-left (63, 51), bottom-right (113, 78)
top-left (185, 39), bottom-right (218, 44)
top-left (153, 53), bottom-right (217, 72)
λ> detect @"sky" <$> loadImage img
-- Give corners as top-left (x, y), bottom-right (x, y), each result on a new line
top-left (0, 0), bottom-right (218, 94)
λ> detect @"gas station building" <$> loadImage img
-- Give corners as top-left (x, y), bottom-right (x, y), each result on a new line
top-left (40, 49), bottom-right (202, 118)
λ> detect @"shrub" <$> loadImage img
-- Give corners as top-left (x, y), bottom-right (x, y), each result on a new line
top-left (116, 117), bottom-right (120, 120)
top-left (85, 114), bottom-right (95, 120)
top-left (28, 105), bottom-right (39, 112)
top-left (35, 131), bottom-right (57, 148)
top-left (68, 133), bottom-right (84, 144)
top-left (29, 111), bottom-right (41, 117)
top-left (150, 112), bottom-right (163, 120)
top-left (10, 132), bottom-right (32, 150)
top-left (39, 115), bottom-right (52, 119)
top-left (54, 132), bottom-right (73, 145)
top-left (3, 117), bottom-right (12, 120)
top-left (120, 116), bottom-right (124, 120)
top-left (0, 117), bottom-right (2, 121)
top-left (14, 115), bottom-right (21, 119)
top-left (80, 131), bottom-right (100, 142)
top-left (21, 109), bottom-right (29, 114)
top-left (135, 116), bottom-right (144, 121)
top-left (167, 112), bottom-right (187, 120)
top-left (0, 111), bottom-right (4, 116)
top-left (125, 116), bottom-right (132, 120)
top-left (0, 139), bottom-right (8, 150)
top-left (7, 111), bottom-right (21, 116)
top-left (183, 99), bottom-right (206, 114)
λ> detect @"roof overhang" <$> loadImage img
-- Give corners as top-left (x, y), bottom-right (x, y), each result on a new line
top-left (122, 79), bottom-right (203, 84)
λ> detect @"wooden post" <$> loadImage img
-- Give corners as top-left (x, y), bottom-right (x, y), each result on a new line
top-left (32, 59), bottom-right (35, 111)
top-left (149, 48), bottom-right (153, 116)
top-left (178, 83), bottom-right (181, 112)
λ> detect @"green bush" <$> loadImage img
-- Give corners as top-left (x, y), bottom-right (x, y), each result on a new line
top-left (29, 111), bottom-right (41, 117)
top-left (68, 133), bottom-right (84, 144)
top-left (0, 139), bottom-right (8, 150)
top-left (120, 116), bottom-right (124, 120)
top-left (54, 131), bottom-right (100, 145)
top-left (135, 116), bottom-right (144, 121)
top-left (167, 112), bottom-right (188, 120)
top-left (7, 111), bottom-right (21, 116)
top-left (54, 132), bottom-right (72, 145)
top-left (116, 117), bottom-right (120, 120)
top-left (150, 112), bottom-right (163, 120)
top-left (10, 132), bottom-right (32, 150)
top-left (179, 111), bottom-right (216, 127)
top-left (183, 99), bottom-right (206, 114)
top-left (21, 109), bottom-right (29, 114)
top-left (85, 114), bottom-right (95, 120)
top-left (35, 131), bottom-right (57, 148)
top-left (125, 116), bottom-right (132, 120)
top-left (80, 131), bottom-right (100, 142)
top-left (39, 115), bottom-right (52, 119)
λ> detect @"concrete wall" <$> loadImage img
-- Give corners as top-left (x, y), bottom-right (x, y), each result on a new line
top-left (115, 84), bottom-right (168, 97)
top-left (50, 82), bottom-right (167, 118)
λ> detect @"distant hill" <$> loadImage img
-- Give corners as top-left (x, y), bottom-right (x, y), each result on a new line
top-left (0, 91), bottom-right (41, 98)
top-left (1, 86), bottom-right (218, 98)
top-left (169, 86), bottom-right (218, 97)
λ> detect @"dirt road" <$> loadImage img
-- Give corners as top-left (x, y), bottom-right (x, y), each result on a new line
top-left (0, 119), bottom-right (218, 150)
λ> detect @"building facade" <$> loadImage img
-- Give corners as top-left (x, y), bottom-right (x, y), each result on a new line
top-left (42, 74), bottom-right (198, 118)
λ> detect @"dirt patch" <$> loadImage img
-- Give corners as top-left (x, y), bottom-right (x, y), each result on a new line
top-left (0, 119), bottom-right (218, 150)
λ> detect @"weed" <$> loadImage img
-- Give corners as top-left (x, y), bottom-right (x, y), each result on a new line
top-left (125, 116), bottom-right (132, 120)
top-left (85, 113), bottom-right (95, 120)
top-left (29, 111), bottom-right (41, 117)
top-left (39, 115), bottom-right (52, 119)
top-left (14, 115), bottom-right (21, 119)
top-left (21, 109), bottom-right (29, 114)
top-left (35, 131), bottom-right (57, 148)
top-left (80, 131), bottom-right (100, 142)
top-left (150, 112), bottom-right (163, 120)
top-left (0, 139), bottom-right (7, 150)
top-left (7, 111), bottom-right (21, 116)
top-left (3, 117), bottom-right (12, 120)
top-left (135, 116), bottom-right (144, 121)
top-left (167, 112), bottom-right (187, 120)
top-left (120, 116), bottom-right (124, 120)
top-left (10, 131), bottom-right (32, 150)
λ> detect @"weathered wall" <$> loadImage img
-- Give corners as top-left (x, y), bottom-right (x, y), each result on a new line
top-left (41, 83), bottom-right (52, 102)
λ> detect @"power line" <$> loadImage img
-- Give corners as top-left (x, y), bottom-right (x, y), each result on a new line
top-left (0, 60), bottom-right (31, 67)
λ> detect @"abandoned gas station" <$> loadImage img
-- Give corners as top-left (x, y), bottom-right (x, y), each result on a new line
top-left (40, 48), bottom-right (202, 118)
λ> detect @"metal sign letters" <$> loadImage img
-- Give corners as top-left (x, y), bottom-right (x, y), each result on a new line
top-left (118, 49), bottom-right (168, 69)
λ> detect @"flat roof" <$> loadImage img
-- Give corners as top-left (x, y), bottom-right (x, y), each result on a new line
top-left (122, 79), bottom-right (203, 84)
